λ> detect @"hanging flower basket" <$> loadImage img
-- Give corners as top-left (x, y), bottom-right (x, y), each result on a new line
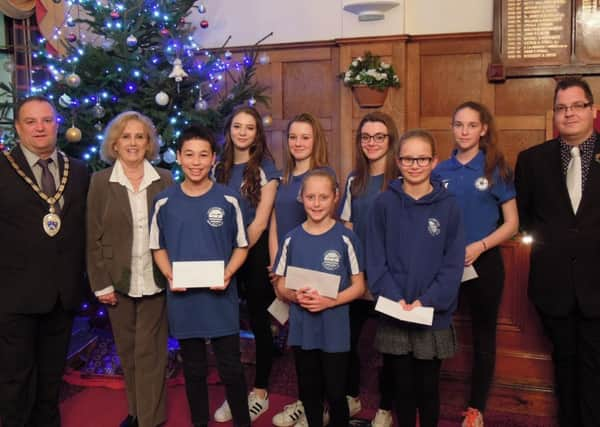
top-left (352, 85), bottom-right (389, 108)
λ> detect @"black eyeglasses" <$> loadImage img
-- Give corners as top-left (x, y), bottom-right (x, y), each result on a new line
top-left (360, 133), bottom-right (388, 144)
top-left (553, 102), bottom-right (593, 114)
top-left (398, 157), bottom-right (433, 167)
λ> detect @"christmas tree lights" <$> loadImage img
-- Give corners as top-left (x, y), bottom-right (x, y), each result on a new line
top-left (25, 0), bottom-right (270, 171)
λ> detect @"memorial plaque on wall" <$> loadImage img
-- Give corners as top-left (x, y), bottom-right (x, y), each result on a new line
top-left (492, 0), bottom-right (600, 78)
top-left (576, 0), bottom-right (600, 63)
top-left (503, 0), bottom-right (571, 66)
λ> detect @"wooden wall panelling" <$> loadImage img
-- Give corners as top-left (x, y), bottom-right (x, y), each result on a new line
top-left (406, 41), bottom-right (421, 129)
top-left (255, 45), bottom-right (340, 176)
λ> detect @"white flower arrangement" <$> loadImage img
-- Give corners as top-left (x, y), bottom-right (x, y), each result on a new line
top-left (340, 51), bottom-right (400, 91)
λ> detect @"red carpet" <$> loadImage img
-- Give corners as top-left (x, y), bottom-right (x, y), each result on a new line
top-left (59, 321), bottom-right (558, 426)
top-left (60, 374), bottom-right (557, 426)
top-left (60, 384), bottom-right (318, 427)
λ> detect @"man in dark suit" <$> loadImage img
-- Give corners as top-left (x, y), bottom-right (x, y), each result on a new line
top-left (0, 96), bottom-right (89, 426)
top-left (515, 77), bottom-right (600, 427)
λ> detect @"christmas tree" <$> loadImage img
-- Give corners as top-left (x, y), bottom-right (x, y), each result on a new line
top-left (27, 0), bottom-right (270, 172)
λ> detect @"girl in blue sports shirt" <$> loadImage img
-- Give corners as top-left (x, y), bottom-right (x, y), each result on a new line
top-left (367, 129), bottom-right (465, 427)
top-left (435, 102), bottom-right (518, 427)
top-left (213, 106), bottom-right (280, 422)
top-left (150, 125), bottom-right (250, 427)
top-left (273, 169), bottom-right (366, 427)
top-left (338, 112), bottom-right (398, 426)
top-left (269, 113), bottom-right (335, 427)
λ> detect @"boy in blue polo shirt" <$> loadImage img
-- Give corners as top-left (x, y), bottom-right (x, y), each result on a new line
top-left (150, 125), bottom-right (250, 427)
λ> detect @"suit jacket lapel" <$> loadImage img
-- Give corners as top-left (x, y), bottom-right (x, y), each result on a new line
top-left (110, 180), bottom-right (133, 227)
top-left (12, 145), bottom-right (37, 183)
top-left (146, 177), bottom-right (162, 213)
top-left (577, 135), bottom-right (600, 216)
top-left (543, 139), bottom-right (573, 216)
top-left (57, 153), bottom-right (72, 215)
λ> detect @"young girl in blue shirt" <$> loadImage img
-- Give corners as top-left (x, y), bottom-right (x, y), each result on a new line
top-left (367, 129), bottom-right (465, 427)
top-left (268, 113), bottom-right (335, 427)
top-left (435, 102), bottom-right (518, 427)
top-left (338, 112), bottom-right (398, 426)
top-left (273, 169), bottom-right (366, 427)
top-left (150, 125), bottom-right (250, 427)
top-left (213, 106), bottom-right (280, 422)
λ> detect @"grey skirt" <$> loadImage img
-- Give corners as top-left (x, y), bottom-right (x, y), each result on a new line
top-left (374, 317), bottom-right (457, 360)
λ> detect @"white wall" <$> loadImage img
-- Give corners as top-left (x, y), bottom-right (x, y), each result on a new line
top-left (405, 0), bottom-right (494, 35)
top-left (192, 0), bottom-right (492, 48)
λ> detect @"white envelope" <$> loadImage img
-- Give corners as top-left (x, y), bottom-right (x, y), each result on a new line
top-left (268, 298), bottom-right (290, 325)
top-left (461, 265), bottom-right (479, 282)
top-left (172, 260), bottom-right (224, 288)
top-left (285, 266), bottom-right (341, 299)
top-left (374, 296), bottom-right (434, 326)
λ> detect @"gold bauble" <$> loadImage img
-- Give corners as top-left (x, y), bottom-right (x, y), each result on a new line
top-left (65, 73), bottom-right (81, 88)
top-left (65, 126), bottom-right (82, 143)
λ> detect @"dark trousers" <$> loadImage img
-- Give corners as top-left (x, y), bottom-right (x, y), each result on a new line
top-left (461, 246), bottom-right (504, 411)
top-left (107, 292), bottom-right (168, 427)
top-left (538, 308), bottom-right (600, 427)
top-left (347, 299), bottom-right (394, 410)
top-left (385, 353), bottom-right (442, 427)
top-left (293, 348), bottom-right (349, 427)
top-left (179, 334), bottom-right (250, 427)
top-left (237, 231), bottom-right (275, 390)
top-left (0, 302), bottom-right (73, 427)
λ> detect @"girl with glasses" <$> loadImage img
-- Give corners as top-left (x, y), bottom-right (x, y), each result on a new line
top-left (338, 112), bottom-right (398, 427)
top-left (367, 129), bottom-right (465, 427)
top-left (435, 101), bottom-right (519, 427)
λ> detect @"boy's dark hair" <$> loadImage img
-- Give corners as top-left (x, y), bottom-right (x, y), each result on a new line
top-left (176, 124), bottom-right (217, 153)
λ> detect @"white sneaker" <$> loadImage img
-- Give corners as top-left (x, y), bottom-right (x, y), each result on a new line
top-left (273, 400), bottom-right (305, 427)
top-left (292, 414), bottom-right (308, 427)
top-left (293, 409), bottom-right (329, 427)
top-left (346, 395), bottom-right (362, 417)
top-left (248, 391), bottom-right (269, 421)
top-left (214, 400), bottom-right (232, 422)
top-left (371, 408), bottom-right (393, 427)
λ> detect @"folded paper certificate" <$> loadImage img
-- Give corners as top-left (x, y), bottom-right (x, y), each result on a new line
top-left (461, 265), bottom-right (479, 282)
top-left (268, 298), bottom-right (290, 324)
top-left (285, 266), bottom-right (341, 299)
top-left (172, 260), bottom-right (224, 288)
top-left (374, 296), bottom-right (434, 326)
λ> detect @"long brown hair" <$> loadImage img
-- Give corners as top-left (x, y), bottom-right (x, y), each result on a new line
top-left (214, 106), bottom-right (273, 207)
top-left (281, 112), bottom-right (329, 184)
top-left (350, 112), bottom-right (399, 197)
top-left (452, 101), bottom-right (511, 183)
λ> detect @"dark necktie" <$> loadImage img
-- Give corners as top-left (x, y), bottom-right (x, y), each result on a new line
top-left (37, 158), bottom-right (61, 214)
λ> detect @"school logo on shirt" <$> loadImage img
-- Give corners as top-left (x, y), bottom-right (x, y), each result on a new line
top-left (427, 218), bottom-right (441, 236)
top-left (207, 207), bottom-right (225, 227)
top-left (441, 179), bottom-right (450, 189)
top-left (322, 250), bottom-right (341, 271)
top-left (474, 177), bottom-right (489, 191)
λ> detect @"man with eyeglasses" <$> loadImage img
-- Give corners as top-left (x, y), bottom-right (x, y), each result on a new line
top-left (515, 77), bottom-right (600, 427)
